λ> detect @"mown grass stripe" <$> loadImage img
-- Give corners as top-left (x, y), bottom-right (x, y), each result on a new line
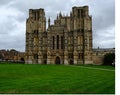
top-left (0, 64), bottom-right (115, 94)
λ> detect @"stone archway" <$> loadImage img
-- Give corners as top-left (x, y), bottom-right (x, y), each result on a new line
top-left (20, 58), bottom-right (25, 64)
top-left (43, 60), bottom-right (47, 64)
top-left (55, 56), bottom-right (60, 64)
top-left (69, 59), bottom-right (73, 65)
top-left (34, 54), bottom-right (38, 64)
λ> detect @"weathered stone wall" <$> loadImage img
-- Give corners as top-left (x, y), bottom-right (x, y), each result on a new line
top-left (25, 6), bottom-right (93, 64)
top-left (93, 55), bottom-right (104, 65)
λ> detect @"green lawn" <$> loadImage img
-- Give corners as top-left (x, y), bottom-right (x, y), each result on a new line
top-left (0, 64), bottom-right (115, 94)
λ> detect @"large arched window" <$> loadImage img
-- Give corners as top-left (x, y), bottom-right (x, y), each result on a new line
top-left (55, 56), bottom-right (60, 64)
top-left (57, 35), bottom-right (59, 49)
top-left (61, 36), bottom-right (64, 49)
top-left (53, 36), bottom-right (55, 49)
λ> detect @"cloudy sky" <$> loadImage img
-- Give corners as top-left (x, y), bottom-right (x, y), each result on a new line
top-left (0, 0), bottom-right (115, 52)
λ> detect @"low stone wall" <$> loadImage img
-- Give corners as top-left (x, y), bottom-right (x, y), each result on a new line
top-left (92, 48), bottom-right (115, 65)
top-left (93, 55), bottom-right (104, 65)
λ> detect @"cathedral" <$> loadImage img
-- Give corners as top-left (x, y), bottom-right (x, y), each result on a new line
top-left (25, 6), bottom-right (93, 64)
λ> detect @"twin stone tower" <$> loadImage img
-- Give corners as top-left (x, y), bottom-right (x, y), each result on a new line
top-left (25, 6), bottom-right (93, 65)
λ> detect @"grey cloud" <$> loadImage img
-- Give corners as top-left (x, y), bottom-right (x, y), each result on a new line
top-left (0, 23), bottom-right (25, 51)
top-left (93, 4), bottom-right (115, 31)
top-left (0, 0), bottom-right (115, 51)
top-left (93, 26), bottom-right (115, 48)
top-left (0, 0), bottom-right (12, 5)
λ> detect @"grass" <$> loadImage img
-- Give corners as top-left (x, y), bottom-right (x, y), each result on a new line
top-left (76, 64), bottom-right (115, 70)
top-left (0, 64), bottom-right (115, 94)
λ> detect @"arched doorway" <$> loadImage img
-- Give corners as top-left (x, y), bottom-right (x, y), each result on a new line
top-left (34, 54), bottom-right (38, 64)
top-left (70, 59), bottom-right (73, 65)
top-left (55, 56), bottom-right (60, 64)
top-left (20, 58), bottom-right (25, 64)
top-left (43, 60), bottom-right (47, 64)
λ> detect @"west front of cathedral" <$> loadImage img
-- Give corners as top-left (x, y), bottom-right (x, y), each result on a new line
top-left (25, 6), bottom-right (93, 64)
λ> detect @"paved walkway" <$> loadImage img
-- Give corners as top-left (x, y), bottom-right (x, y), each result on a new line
top-left (68, 65), bottom-right (115, 72)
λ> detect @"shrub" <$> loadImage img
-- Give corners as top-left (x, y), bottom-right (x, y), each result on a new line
top-left (103, 53), bottom-right (115, 66)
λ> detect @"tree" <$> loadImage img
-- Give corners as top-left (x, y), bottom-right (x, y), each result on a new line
top-left (103, 53), bottom-right (115, 66)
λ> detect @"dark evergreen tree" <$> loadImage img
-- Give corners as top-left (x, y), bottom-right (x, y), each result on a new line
top-left (103, 53), bottom-right (115, 66)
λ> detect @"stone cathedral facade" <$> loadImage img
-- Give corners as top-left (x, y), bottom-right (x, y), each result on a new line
top-left (25, 6), bottom-right (93, 64)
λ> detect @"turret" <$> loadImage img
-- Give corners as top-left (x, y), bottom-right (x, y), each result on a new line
top-left (57, 14), bottom-right (59, 20)
top-left (48, 17), bottom-right (50, 27)
top-left (72, 6), bottom-right (89, 18)
top-left (70, 11), bottom-right (72, 17)
top-left (83, 6), bottom-right (89, 17)
top-left (59, 12), bottom-right (62, 18)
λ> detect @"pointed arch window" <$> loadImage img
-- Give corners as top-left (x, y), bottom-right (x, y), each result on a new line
top-left (57, 35), bottom-right (59, 49)
top-left (61, 36), bottom-right (64, 49)
top-left (53, 36), bottom-right (55, 49)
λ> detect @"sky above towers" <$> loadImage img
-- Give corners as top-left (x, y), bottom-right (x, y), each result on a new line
top-left (0, 0), bottom-right (115, 52)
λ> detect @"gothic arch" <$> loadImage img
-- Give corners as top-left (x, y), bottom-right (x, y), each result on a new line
top-left (55, 56), bottom-right (60, 64)
top-left (69, 59), bottom-right (73, 65)
top-left (20, 58), bottom-right (25, 64)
